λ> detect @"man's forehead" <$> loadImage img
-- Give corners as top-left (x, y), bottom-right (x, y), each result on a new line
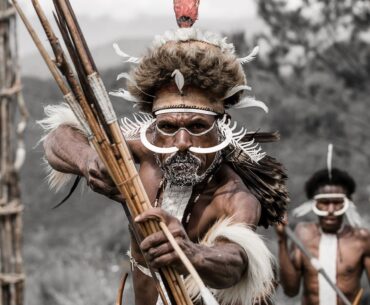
top-left (316, 184), bottom-right (346, 194)
top-left (156, 112), bottom-right (215, 122)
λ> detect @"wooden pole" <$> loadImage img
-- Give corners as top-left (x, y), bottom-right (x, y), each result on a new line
top-left (0, 0), bottom-right (27, 304)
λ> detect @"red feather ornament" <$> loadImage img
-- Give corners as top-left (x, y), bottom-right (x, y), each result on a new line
top-left (173, 0), bottom-right (200, 27)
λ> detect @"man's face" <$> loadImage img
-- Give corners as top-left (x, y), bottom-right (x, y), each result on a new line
top-left (316, 185), bottom-right (346, 233)
top-left (154, 112), bottom-right (219, 185)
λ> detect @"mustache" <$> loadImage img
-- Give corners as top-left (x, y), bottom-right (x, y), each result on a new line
top-left (164, 152), bottom-right (201, 166)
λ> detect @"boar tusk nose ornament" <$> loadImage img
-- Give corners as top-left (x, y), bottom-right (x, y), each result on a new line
top-left (139, 118), bottom-right (233, 154)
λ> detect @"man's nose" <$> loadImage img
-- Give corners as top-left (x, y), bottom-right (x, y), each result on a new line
top-left (328, 203), bottom-right (336, 214)
top-left (174, 130), bottom-right (193, 151)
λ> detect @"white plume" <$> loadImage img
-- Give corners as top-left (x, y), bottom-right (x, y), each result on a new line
top-left (346, 201), bottom-right (363, 228)
top-left (109, 89), bottom-right (141, 103)
top-left (113, 43), bottom-right (141, 64)
top-left (171, 69), bottom-right (185, 93)
top-left (219, 117), bottom-right (265, 163)
top-left (327, 143), bottom-right (333, 180)
top-left (238, 46), bottom-right (259, 64)
top-left (223, 85), bottom-right (252, 100)
top-left (120, 113), bottom-right (153, 141)
top-left (116, 72), bottom-right (155, 98)
top-left (292, 200), bottom-right (314, 218)
top-left (230, 96), bottom-right (269, 113)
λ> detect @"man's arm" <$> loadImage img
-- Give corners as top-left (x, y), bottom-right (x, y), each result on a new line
top-left (276, 222), bottom-right (303, 297)
top-left (135, 185), bottom-right (264, 290)
top-left (361, 229), bottom-right (370, 283)
top-left (43, 125), bottom-right (120, 198)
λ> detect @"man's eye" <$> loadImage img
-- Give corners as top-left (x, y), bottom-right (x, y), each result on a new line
top-left (188, 123), bottom-right (207, 132)
top-left (158, 123), bottom-right (178, 133)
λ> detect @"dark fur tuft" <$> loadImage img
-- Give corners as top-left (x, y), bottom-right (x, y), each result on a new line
top-left (128, 41), bottom-right (246, 112)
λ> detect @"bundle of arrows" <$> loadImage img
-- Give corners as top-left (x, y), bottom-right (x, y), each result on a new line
top-left (11, 1), bottom-right (219, 305)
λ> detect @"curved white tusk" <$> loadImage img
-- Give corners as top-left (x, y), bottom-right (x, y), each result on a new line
top-left (189, 124), bottom-right (233, 154)
top-left (312, 202), bottom-right (329, 217)
top-left (311, 198), bottom-right (349, 217)
top-left (333, 198), bottom-right (349, 216)
top-left (140, 120), bottom-right (179, 154)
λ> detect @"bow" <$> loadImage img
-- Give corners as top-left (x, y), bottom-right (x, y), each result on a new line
top-left (12, 1), bottom-right (218, 304)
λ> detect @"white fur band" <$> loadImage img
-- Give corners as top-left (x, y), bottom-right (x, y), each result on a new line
top-left (152, 28), bottom-right (236, 54)
top-left (185, 218), bottom-right (274, 305)
top-left (37, 103), bottom-right (86, 191)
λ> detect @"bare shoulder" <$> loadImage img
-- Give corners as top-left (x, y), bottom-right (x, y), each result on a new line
top-left (294, 222), bottom-right (318, 240)
top-left (351, 226), bottom-right (370, 243)
top-left (212, 164), bottom-right (261, 226)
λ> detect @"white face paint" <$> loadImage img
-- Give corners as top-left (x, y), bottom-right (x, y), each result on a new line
top-left (312, 193), bottom-right (349, 217)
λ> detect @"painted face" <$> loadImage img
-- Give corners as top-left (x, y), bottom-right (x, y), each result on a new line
top-left (154, 112), bottom-right (220, 185)
top-left (315, 185), bottom-right (347, 233)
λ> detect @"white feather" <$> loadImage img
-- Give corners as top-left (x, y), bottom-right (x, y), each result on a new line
top-left (116, 73), bottom-right (155, 98)
top-left (120, 113), bottom-right (153, 141)
top-left (327, 143), bottom-right (333, 180)
top-left (223, 85), bottom-right (252, 100)
top-left (200, 287), bottom-right (219, 305)
top-left (230, 96), bottom-right (269, 113)
top-left (238, 46), bottom-right (260, 64)
top-left (37, 104), bottom-right (84, 191)
top-left (112, 43), bottom-right (141, 64)
top-left (171, 69), bottom-right (185, 93)
top-left (346, 201), bottom-right (363, 228)
top-left (292, 200), bottom-right (314, 218)
top-left (219, 117), bottom-right (265, 163)
top-left (109, 89), bottom-right (141, 103)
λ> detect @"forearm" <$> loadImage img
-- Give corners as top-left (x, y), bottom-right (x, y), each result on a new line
top-left (43, 125), bottom-right (92, 175)
top-left (278, 238), bottom-right (301, 296)
top-left (192, 242), bottom-right (248, 289)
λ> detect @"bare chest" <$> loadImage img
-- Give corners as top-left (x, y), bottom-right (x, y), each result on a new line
top-left (302, 234), bottom-right (364, 278)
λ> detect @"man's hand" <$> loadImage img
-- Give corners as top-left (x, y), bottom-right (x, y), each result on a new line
top-left (275, 212), bottom-right (288, 241)
top-left (135, 208), bottom-right (198, 274)
top-left (81, 151), bottom-right (122, 201)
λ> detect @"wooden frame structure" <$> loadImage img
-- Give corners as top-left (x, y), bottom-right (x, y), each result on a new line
top-left (0, 1), bottom-right (27, 304)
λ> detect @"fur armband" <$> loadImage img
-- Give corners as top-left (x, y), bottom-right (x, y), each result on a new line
top-left (185, 218), bottom-right (274, 305)
top-left (38, 103), bottom-right (86, 191)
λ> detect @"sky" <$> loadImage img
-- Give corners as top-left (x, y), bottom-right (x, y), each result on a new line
top-left (20, 0), bottom-right (257, 21)
top-left (18, 0), bottom-right (262, 59)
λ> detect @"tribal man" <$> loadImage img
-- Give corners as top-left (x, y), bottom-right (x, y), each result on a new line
top-left (276, 167), bottom-right (370, 305)
top-left (40, 27), bottom-right (288, 305)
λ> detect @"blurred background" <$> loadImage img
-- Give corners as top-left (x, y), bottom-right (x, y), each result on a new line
top-left (9, 0), bottom-right (370, 304)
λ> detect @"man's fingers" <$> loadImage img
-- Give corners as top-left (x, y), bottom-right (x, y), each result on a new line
top-left (135, 208), bottom-right (171, 224)
top-left (151, 252), bottom-right (178, 269)
top-left (140, 231), bottom-right (167, 251)
top-left (88, 177), bottom-right (119, 195)
top-left (147, 242), bottom-right (174, 259)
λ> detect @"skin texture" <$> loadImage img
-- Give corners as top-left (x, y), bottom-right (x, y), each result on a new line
top-left (43, 87), bottom-right (261, 305)
top-left (276, 185), bottom-right (370, 305)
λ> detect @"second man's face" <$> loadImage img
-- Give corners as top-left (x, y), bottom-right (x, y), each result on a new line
top-left (316, 185), bottom-right (347, 233)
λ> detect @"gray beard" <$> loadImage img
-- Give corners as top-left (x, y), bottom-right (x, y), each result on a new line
top-left (156, 151), bottom-right (222, 186)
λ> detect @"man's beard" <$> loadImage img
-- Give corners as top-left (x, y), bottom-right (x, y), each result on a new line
top-left (157, 152), bottom-right (221, 186)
